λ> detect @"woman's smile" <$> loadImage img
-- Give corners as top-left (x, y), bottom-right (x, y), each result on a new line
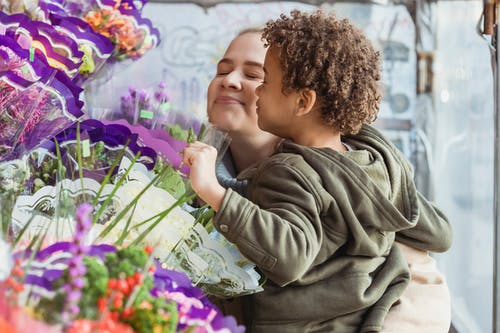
top-left (215, 95), bottom-right (244, 105)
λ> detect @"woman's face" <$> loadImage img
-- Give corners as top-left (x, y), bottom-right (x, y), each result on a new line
top-left (207, 32), bottom-right (267, 137)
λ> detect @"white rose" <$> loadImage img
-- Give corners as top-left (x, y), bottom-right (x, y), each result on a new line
top-left (93, 180), bottom-right (195, 256)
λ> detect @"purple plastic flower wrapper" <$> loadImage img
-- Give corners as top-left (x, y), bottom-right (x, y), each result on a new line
top-left (12, 20), bottom-right (83, 79)
top-left (49, 13), bottom-right (114, 54)
top-left (0, 34), bottom-right (56, 82)
top-left (14, 71), bottom-right (84, 159)
top-left (153, 262), bottom-right (245, 333)
top-left (0, 11), bottom-right (31, 30)
top-left (14, 242), bottom-right (117, 294)
top-left (49, 69), bottom-right (85, 118)
top-left (102, 119), bottom-right (189, 174)
top-left (0, 12), bottom-right (97, 81)
top-left (0, 74), bottom-right (47, 160)
top-left (0, 13), bottom-right (83, 79)
top-left (0, 36), bottom-right (83, 114)
top-left (38, 0), bottom-right (68, 19)
top-left (30, 19), bottom-right (84, 62)
top-left (40, 0), bottom-right (97, 18)
top-left (38, 119), bottom-right (157, 180)
top-left (0, 65), bottom-right (84, 160)
top-left (0, 45), bottom-right (40, 82)
top-left (15, 241), bottom-right (116, 262)
top-left (48, 13), bottom-right (114, 83)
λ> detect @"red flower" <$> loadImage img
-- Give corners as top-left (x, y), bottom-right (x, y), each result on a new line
top-left (68, 312), bottom-right (136, 333)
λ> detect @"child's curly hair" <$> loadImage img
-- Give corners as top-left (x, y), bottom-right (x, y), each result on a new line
top-left (262, 10), bottom-right (382, 135)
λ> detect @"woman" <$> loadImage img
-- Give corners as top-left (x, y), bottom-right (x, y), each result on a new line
top-left (206, 27), bottom-right (451, 333)
top-left (205, 27), bottom-right (280, 325)
top-left (207, 28), bottom-right (282, 196)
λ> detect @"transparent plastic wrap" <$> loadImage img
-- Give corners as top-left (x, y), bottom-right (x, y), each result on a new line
top-left (164, 222), bottom-right (264, 298)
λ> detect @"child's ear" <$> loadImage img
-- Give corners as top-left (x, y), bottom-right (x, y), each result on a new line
top-left (295, 88), bottom-right (317, 116)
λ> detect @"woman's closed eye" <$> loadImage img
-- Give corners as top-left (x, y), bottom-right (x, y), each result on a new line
top-left (245, 73), bottom-right (263, 80)
top-left (216, 66), bottom-right (232, 76)
top-left (244, 71), bottom-right (264, 81)
top-left (215, 62), bottom-right (233, 76)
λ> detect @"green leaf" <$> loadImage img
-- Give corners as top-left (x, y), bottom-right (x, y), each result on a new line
top-left (196, 123), bottom-right (207, 142)
top-left (166, 124), bottom-right (188, 141)
top-left (153, 164), bottom-right (186, 199)
top-left (186, 127), bottom-right (196, 143)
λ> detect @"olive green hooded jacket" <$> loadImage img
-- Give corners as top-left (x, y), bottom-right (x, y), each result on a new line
top-left (213, 125), bottom-right (452, 333)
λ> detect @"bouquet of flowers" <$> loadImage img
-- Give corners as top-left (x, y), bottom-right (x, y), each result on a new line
top-left (81, 0), bottom-right (160, 62)
top-left (2, 0), bottom-right (160, 65)
top-left (0, 203), bottom-right (244, 333)
top-left (0, 30), bottom-right (84, 161)
top-left (119, 81), bottom-right (172, 129)
top-left (3, 119), bottom-right (262, 299)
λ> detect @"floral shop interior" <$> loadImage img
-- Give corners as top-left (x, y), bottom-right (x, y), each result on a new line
top-left (0, 0), bottom-right (495, 332)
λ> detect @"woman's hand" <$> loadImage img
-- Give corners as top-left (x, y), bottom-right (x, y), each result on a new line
top-left (182, 141), bottom-right (226, 211)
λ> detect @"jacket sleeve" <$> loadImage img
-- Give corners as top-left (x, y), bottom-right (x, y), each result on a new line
top-left (395, 191), bottom-right (452, 252)
top-left (212, 157), bottom-right (340, 287)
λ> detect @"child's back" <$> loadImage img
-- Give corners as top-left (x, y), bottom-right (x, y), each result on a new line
top-left (227, 125), bottom-right (416, 332)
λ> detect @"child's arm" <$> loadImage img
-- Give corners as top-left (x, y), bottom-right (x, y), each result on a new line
top-left (183, 141), bottom-right (227, 211)
top-left (185, 143), bottom-right (328, 286)
top-left (395, 192), bottom-right (452, 253)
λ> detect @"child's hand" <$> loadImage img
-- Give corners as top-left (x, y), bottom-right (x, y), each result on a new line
top-left (182, 141), bottom-right (226, 211)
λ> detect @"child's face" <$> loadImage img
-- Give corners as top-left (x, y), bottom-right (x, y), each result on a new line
top-left (255, 47), bottom-right (298, 138)
top-left (207, 32), bottom-right (266, 137)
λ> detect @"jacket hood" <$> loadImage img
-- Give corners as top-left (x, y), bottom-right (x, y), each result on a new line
top-left (276, 125), bottom-right (419, 233)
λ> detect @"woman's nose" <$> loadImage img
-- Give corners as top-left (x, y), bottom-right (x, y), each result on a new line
top-left (221, 71), bottom-right (242, 90)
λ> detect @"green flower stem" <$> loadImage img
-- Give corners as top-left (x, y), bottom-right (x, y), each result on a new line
top-left (91, 140), bottom-right (131, 208)
top-left (97, 164), bottom-right (168, 240)
top-left (76, 121), bottom-right (85, 202)
top-left (92, 152), bottom-right (141, 225)
top-left (130, 192), bottom-right (196, 247)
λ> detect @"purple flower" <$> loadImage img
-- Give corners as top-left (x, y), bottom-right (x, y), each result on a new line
top-left (69, 267), bottom-right (84, 278)
top-left (67, 290), bottom-right (82, 303)
top-left (138, 89), bottom-right (148, 100)
top-left (69, 304), bottom-right (80, 315)
top-left (75, 203), bottom-right (93, 231)
top-left (72, 278), bottom-right (85, 289)
top-left (60, 203), bottom-right (95, 324)
top-left (128, 87), bottom-right (137, 97)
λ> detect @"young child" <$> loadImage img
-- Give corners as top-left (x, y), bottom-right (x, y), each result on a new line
top-left (183, 10), bottom-right (451, 333)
